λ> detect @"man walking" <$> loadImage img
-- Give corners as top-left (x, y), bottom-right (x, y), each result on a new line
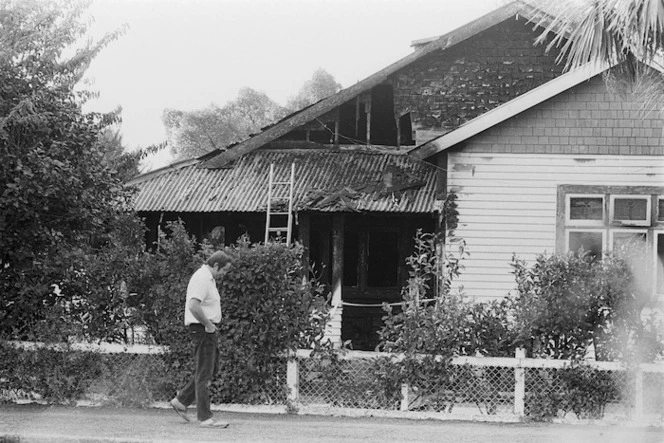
top-left (170, 251), bottom-right (232, 428)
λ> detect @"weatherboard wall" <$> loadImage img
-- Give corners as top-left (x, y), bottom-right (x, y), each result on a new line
top-left (444, 73), bottom-right (664, 301)
top-left (447, 153), bottom-right (664, 301)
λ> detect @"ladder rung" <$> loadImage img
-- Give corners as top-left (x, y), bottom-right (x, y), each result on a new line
top-left (269, 212), bottom-right (290, 216)
top-left (268, 227), bottom-right (289, 232)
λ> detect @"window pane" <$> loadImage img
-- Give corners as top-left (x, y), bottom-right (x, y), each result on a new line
top-left (569, 231), bottom-right (603, 260)
top-left (613, 197), bottom-right (648, 221)
top-left (367, 232), bottom-right (398, 287)
top-left (658, 199), bottom-right (664, 222)
top-left (612, 232), bottom-right (647, 251)
top-left (570, 197), bottom-right (603, 220)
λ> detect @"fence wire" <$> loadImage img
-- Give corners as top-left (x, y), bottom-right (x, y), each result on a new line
top-left (298, 356), bottom-right (400, 410)
top-left (524, 366), bottom-right (630, 419)
top-left (405, 365), bottom-right (515, 415)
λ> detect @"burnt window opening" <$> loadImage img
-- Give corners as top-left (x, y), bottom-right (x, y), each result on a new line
top-left (344, 231), bottom-right (360, 286)
top-left (278, 83), bottom-right (408, 147)
top-left (343, 229), bottom-right (400, 289)
top-left (309, 229), bottom-right (332, 285)
top-left (399, 112), bottom-right (414, 146)
top-left (283, 123), bottom-right (335, 144)
top-left (367, 231), bottom-right (399, 287)
top-left (368, 84), bottom-right (398, 146)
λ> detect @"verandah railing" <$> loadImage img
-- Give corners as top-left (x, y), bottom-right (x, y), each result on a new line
top-left (2, 341), bottom-right (662, 423)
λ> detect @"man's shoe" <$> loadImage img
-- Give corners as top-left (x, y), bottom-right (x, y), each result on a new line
top-left (199, 418), bottom-right (229, 428)
top-left (170, 398), bottom-right (190, 422)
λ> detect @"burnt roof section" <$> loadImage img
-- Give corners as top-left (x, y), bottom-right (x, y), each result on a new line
top-left (129, 148), bottom-right (438, 214)
top-left (199, 1), bottom-right (542, 170)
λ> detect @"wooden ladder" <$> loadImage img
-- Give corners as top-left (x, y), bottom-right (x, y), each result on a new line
top-left (264, 162), bottom-right (295, 244)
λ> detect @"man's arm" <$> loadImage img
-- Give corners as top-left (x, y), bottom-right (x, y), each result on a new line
top-left (187, 298), bottom-right (217, 333)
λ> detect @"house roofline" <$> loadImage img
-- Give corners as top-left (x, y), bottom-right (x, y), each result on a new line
top-left (199, 1), bottom-right (545, 169)
top-left (127, 157), bottom-right (200, 186)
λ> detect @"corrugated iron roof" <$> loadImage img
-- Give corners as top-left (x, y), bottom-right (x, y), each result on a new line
top-left (128, 149), bottom-right (438, 213)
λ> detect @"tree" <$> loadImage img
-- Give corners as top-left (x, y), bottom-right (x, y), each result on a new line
top-left (98, 126), bottom-right (143, 182)
top-left (286, 68), bottom-right (342, 111)
top-left (162, 70), bottom-right (342, 159)
top-left (0, 0), bottom-right (142, 339)
top-left (534, 0), bottom-right (663, 72)
top-left (163, 87), bottom-right (287, 159)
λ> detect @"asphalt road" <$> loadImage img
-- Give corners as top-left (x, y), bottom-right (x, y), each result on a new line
top-left (0, 404), bottom-right (662, 443)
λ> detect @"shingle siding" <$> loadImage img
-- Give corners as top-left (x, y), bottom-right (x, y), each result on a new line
top-left (462, 73), bottom-right (664, 156)
top-left (388, 18), bottom-right (565, 134)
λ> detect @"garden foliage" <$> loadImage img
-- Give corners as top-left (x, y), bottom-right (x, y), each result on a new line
top-left (128, 221), bottom-right (331, 404)
top-left (0, 0), bottom-right (147, 341)
top-left (511, 250), bottom-right (663, 362)
top-left (366, 230), bottom-right (662, 419)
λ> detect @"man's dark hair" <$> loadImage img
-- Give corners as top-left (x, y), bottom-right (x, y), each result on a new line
top-left (207, 251), bottom-right (231, 268)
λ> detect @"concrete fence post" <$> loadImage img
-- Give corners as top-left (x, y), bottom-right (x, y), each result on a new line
top-left (514, 347), bottom-right (526, 417)
top-left (634, 367), bottom-right (643, 419)
top-left (400, 383), bottom-right (410, 411)
top-left (287, 355), bottom-right (299, 403)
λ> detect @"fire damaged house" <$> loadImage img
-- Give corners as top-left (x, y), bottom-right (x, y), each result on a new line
top-left (129, 1), bottom-right (664, 350)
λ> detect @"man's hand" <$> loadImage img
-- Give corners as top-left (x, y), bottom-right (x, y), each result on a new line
top-left (188, 298), bottom-right (216, 333)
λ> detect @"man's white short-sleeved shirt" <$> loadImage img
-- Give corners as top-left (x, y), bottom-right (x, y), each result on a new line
top-left (184, 265), bottom-right (221, 325)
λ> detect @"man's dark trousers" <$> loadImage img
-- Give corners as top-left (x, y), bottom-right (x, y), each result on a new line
top-left (175, 324), bottom-right (219, 421)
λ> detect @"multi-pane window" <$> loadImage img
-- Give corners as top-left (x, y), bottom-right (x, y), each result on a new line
top-left (559, 185), bottom-right (664, 301)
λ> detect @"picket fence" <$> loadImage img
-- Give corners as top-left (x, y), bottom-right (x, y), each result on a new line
top-left (2, 341), bottom-right (663, 424)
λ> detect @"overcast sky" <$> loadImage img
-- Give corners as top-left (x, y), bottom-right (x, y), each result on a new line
top-left (83, 0), bottom-right (503, 170)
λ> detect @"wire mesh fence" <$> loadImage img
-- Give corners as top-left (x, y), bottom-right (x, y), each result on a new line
top-left (291, 350), bottom-right (664, 422)
top-left (405, 364), bottom-right (515, 415)
top-left (2, 342), bottom-right (662, 423)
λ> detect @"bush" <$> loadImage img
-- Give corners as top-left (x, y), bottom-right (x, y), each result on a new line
top-left (0, 342), bottom-right (104, 404)
top-left (375, 230), bottom-right (516, 410)
top-left (379, 230), bottom-right (515, 358)
top-left (511, 250), bottom-right (663, 362)
top-left (213, 238), bottom-right (330, 403)
top-left (128, 221), bottom-right (330, 404)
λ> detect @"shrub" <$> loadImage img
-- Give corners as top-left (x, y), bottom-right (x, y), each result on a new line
top-left (128, 221), bottom-right (330, 404)
top-left (375, 230), bottom-right (516, 410)
top-left (0, 342), bottom-right (104, 404)
top-left (213, 238), bottom-right (330, 403)
top-left (511, 250), bottom-right (663, 362)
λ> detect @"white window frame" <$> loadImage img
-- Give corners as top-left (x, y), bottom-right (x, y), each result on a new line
top-left (565, 194), bottom-right (605, 227)
top-left (609, 194), bottom-right (651, 227)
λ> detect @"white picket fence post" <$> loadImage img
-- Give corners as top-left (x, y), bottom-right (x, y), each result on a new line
top-left (287, 354), bottom-right (299, 403)
top-left (400, 383), bottom-right (410, 411)
top-left (514, 347), bottom-right (526, 417)
top-left (634, 367), bottom-right (643, 419)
